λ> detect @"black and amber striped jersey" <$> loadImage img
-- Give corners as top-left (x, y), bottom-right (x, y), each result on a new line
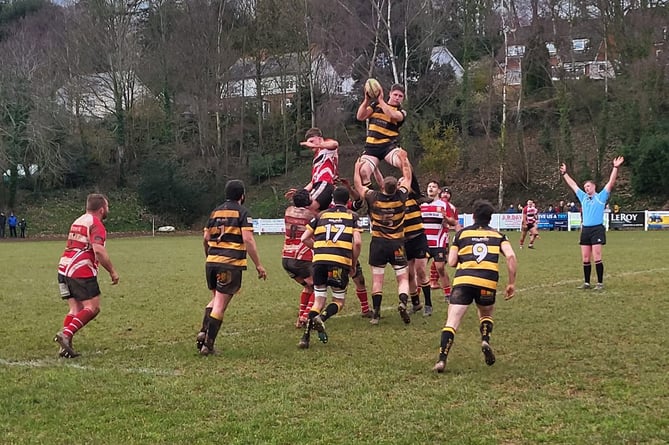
top-left (365, 187), bottom-right (408, 241)
top-left (364, 102), bottom-right (406, 149)
top-left (205, 201), bottom-right (254, 269)
top-left (450, 224), bottom-right (510, 291)
top-left (307, 205), bottom-right (360, 268)
top-left (403, 197), bottom-right (424, 240)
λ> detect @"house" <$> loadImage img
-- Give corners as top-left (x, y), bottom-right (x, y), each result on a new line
top-left (57, 72), bottom-right (149, 119)
top-left (494, 19), bottom-right (616, 88)
top-left (221, 48), bottom-right (354, 117)
top-left (429, 45), bottom-right (465, 80)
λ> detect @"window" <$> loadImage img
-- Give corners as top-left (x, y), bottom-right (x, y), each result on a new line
top-left (546, 42), bottom-right (557, 55)
top-left (507, 45), bottom-right (525, 57)
top-left (572, 39), bottom-right (589, 52)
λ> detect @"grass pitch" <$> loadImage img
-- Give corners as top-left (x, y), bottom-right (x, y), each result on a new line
top-left (1, 230), bottom-right (668, 444)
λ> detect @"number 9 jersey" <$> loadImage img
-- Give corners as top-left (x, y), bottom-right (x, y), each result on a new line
top-left (451, 224), bottom-right (510, 291)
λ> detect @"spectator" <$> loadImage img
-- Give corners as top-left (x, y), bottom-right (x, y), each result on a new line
top-left (506, 205), bottom-right (516, 214)
top-left (8, 212), bottom-right (17, 238)
top-left (0, 212), bottom-right (6, 238)
top-left (547, 205), bottom-right (555, 214)
top-left (18, 218), bottom-right (27, 238)
top-left (569, 202), bottom-right (578, 212)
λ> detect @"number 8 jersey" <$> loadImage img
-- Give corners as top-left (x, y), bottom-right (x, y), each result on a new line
top-left (307, 204), bottom-right (361, 268)
top-left (451, 224), bottom-right (510, 291)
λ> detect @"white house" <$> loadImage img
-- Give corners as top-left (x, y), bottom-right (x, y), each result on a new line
top-left (430, 45), bottom-right (465, 80)
top-left (57, 72), bottom-right (149, 119)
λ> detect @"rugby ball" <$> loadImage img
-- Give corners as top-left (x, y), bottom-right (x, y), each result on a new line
top-left (365, 78), bottom-right (382, 99)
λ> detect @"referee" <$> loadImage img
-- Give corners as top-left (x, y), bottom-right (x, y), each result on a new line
top-left (560, 156), bottom-right (624, 290)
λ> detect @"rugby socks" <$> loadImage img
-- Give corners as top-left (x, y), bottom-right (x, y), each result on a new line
top-left (583, 262), bottom-right (592, 284)
top-left (595, 260), bottom-right (604, 284)
top-left (421, 282), bottom-right (433, 307)
top-left (62, 308), bottom-right (98, 338)
top-left (479, 317), bottom-right (494, 343)
top-left (299, 290), bottom-right (311, 319)
top-left (371, 293), bottom-right (383, 316)
top-left (200, 307), bottom-right (213, 333)
top-left (205, 313), bottom-right (223, 345)
top-left (356, 289), bottom-right (370, 313)
top-left (410, 291), bottom-right (420, 307)
top-left (321, 302), bottom-right (341, 321)
top-left (63, 313), bottom-right (74, 328)
top-left (399, 292), bottom-right (409, 306)
top-left (439, 327), bottom-right (456, 361)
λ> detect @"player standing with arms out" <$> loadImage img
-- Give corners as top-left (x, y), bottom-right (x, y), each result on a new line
top-left (282, 189), bottom-right (317, 328)
top-left (560, 156), bottom-right (624, 290)
top-left (354, 150), bottom-right (413, 325)
top-left (356, 83), bottom-right (421, 197)
top-left (519, 200), bottom-right (539, 249)
top-left (433, 200), bottom-right (517, 373)
top-left (298, 187), bottom-right (362, 348)
top-left (197, 180), bottom-right (267, 355)
top-left (54, 193), bottom-right (119, 358)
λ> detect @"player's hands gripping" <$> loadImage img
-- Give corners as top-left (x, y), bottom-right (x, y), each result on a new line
top-left (284, 188), bottom-right (297, 200)
top-left (256, 265), bottom-right (267, 280)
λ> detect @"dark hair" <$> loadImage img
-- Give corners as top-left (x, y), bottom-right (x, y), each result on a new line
top-left (473, 200), bottom-right (494, 226)
top-left (383, 176), bottom-right (398, 195)
top-left (304, 127), bottom-right (322, 139)
top-left (390, 83), bottom-right (405, 94)
top-left (225, 179), bottom-right (245, 201)
top-left (293, 189), bottom-right (312, 208)
top-left (332, 186), bottom-right (350, 205)
top-left (428, 180), bottom-right (440, 188)
top-left (86, 193), bottom-right (108, 211)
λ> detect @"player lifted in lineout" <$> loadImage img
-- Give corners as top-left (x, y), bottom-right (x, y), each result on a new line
top-left (356, 80), bottom-right (421, 197)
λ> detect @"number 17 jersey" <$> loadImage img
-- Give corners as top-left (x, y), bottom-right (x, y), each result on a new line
top-left (307, 205), bottom-right (360, 268)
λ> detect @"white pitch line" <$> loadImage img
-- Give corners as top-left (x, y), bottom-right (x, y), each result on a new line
top-left (0, 357), bottom-right (183, 376)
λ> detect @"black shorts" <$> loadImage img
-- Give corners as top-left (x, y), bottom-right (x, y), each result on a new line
top-left (362, 144), bottom-right (398, 161)
top-left (205, 263), bottom-right (243, 295)
top-left (368, 238), bottom-right (408, 267)
top-left (282, 258), bottom-right (312, 281)
top-left (311, 182), bottom-right (334, 211)
top-left (312, 263), bottom-right (350, 290)
top-left (450, 285), bottom-right (496, 306)
top-left (524, 223), bottom-right (536, 231)
top-left (428, 247), bottom-right (447, 262)
top-left (61, 275), bottom-right (101, 302)
top-left (580, 224), bottom-right (606, 246)
top-left (405, 234), bottom-right (428, 260)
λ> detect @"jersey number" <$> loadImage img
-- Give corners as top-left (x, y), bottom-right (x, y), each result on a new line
top-left (473, 243), bottom-right (488, 263)
top-left (325, 223), bottom-right (346, 242)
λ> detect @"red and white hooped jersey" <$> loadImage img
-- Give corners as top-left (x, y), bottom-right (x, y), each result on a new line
top-left (282, 206), bottom-right (314, 261)
top-left (58, 213), bottom-right (107, 278)
top-left (523, 205), bottom-right (538, 224)
top-left (311, 145), bottom-right (338, 184)
top-left (421, 199), bottom-right (449, 248)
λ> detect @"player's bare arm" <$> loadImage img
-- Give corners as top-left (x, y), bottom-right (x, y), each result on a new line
top-left (604, 156), bottom-right (625, 193)
top-left (356, 95), bottom-right (373, 121)
top-left (93, 243), bottom-right (119, 284)
top-left (501, 243), bottom-right (517, 300)
top-left (351, 230), bottom-right (362, 276)
top-left (300, 225), bottom-right (315, 250)
top-left (353, 158), bottom-right (370, 199)
top-left (242, 230), bottom-right (267, 280)
top-left (399, 151), bottom-right (412, 190)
